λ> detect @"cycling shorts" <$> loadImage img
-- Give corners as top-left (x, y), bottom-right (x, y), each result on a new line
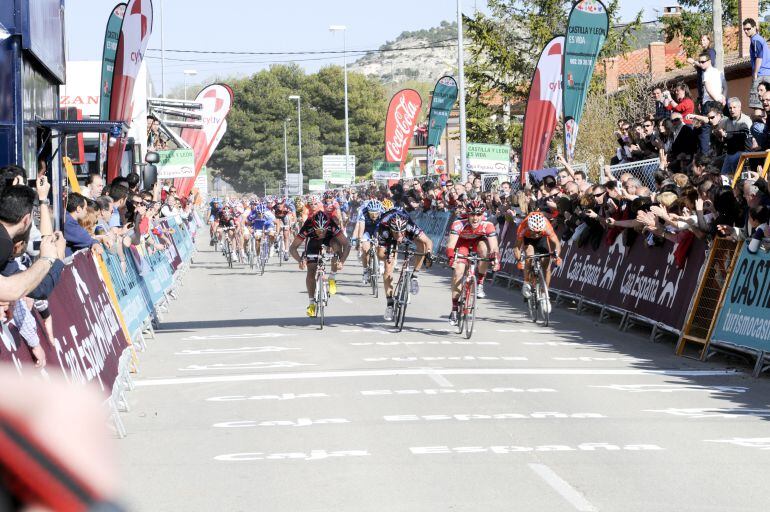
top-left (360, 231), bottom-right (373, 243)
top-left (305, 233), bottom-right (336, 258)
top-left (455, 237), bottom-right (490, 257)
top-left (523, 237), bottom-right (551, 256)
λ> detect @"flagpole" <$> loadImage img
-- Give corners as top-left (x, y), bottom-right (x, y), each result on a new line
top-left (457, 0), bottom-right (468, 183)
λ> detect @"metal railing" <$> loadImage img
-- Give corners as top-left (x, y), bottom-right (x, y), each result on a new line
top-left (601, 158), bottom-right (661, 191)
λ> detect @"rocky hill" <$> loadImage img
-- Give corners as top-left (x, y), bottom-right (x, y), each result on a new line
top-left (350, 21), bottom-right (458, 84)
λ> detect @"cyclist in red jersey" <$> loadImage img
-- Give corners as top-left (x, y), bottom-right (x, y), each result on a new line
top-left (322, 191), bottom-right (343, 225)
top-left (513, 211), bottom-right (562, 306)
top-left (445, 199), bottom-right (500, 325)
top-left (272, 197), bottom-right (295, 260)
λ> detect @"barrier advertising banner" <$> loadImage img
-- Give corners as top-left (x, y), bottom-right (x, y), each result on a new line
top-left (48, 251), bottom-right (131, 392)
top-left (498, 220), bottom-right (705, 331)
top-left (106, 0), bottom-right (154, 182)
top-left (175, 85), bottom-right (233, 197)
top-left (427, 76), bottom-right (458, 173)
top-left (466, 143), bottom-right (510, 174)
top-left (385, 89), bottom-right (422, 173)
top-left (562, 0), bottom-right (608, 162)
top-left (157, 148), bottom-right (195, 179)
top-left (100, 3), bottom-right (127, 121)
top-left (408, 210), bottom-right (453, 257)
top-left (521, 36), bottom-right (564, 184)
top-left (711, 246), bottom-right (770, 353)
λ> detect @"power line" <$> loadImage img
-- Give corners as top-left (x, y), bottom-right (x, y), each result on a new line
top-left (145, 39), bottom-right (458, 56)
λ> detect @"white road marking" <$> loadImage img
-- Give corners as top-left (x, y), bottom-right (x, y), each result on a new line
top-left (704, 438), bottom-right (770, 450)
top-left (644, 408), bottom-right (770, 419)
top-left (182, 333), bottom-right (296, 341)
top-left (338, 294), bottom-right (353, 304)
top-left (424, 367), bottom-right (453, 387)
top-left (529, 463), bottom-right (597, 512)
top-left (215, 449), bottom-right (370, 462)
top-left (591, 384), bottom-right (748, 394)
top-left (175, 346), bottom-right (300, 355)
top-left (360, 388), bottom-right (556, 396)
top-left (134, 368), bottom-right (740, 387)
top-left (178, 361), bottom-right (315, 371)
top-left (363, 356), bottom-right (528, 362)
top-left (497, 329), bottom-right (579, 334)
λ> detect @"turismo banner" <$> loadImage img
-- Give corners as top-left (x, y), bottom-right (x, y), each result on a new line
top-left (466, 143), bottom-right (510, 174)
top-left (157, 148), bottom-right (195, 179)
top-left (100, 3), bottom-right (126, 121)
top-left (711, 245), bottom-right (770, 353)
top-left (562, 0), bottom-right (608, 162)
top-left (497, 220), bottom-right (705, 332)
top-left (521, 36), bottom-right (564, 184)
top-left (385, 89), bottom-right (422, 174)
top-left (426, 76), bottom-right (458, 173)
top-left (175, 85), bottom-right (233, 197)
top-left (106, 0), bottom-right (154, 182)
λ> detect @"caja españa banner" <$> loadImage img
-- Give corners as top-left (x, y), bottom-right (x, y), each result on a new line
top-left (521, 36), bottom-right (564, 184)
top-left (106, 0), bottom-right (154, 182)
top-left (385, 89), bottom-right (422, 174)
top-left (562, 0), bottom-right (608, 162)
top-left (427, 76), bottom-right (458, 173)
top-left (174, 84), bottom-right (233, 197)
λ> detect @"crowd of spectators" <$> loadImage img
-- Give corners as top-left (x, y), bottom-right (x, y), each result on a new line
top-left (0, 163), bottom-right (200, 368)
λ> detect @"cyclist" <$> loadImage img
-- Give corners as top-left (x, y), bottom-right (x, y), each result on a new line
top-left (376, 209), bottom-right (433, 321)
top-left (208, 197), bottom-right (222, 245)
top-left (351, 199), bottom-right (385, 284)
top-left (445, 199), bottom-right (500, 326)
top-left (322, 191), bottom-right (344, 226)
top-left (513, 211), bottom-right (562, 311)
top-left (247, 204), bottom-right (277, 260)
top-left (272, 196), bottom-right (294, 261)
top-left (217, 206), bottom-right (238, 261)
top-left (289, 211), bottom-right (351, 317)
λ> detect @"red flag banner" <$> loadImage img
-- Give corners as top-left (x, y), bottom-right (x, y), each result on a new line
top-left (106, 0), bottom-right (154, 182)
top-left (174, 84), bottom-right (233, 197)
top-left (385, 89), bottom-right (422, 173)
top-left (521, 36), bottom-right (564, 184)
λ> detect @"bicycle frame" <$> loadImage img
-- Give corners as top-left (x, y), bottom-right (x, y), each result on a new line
top-left (524, 254), bottom-right (552, 327)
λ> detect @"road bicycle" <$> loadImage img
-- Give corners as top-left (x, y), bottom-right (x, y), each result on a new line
top-left (306, 249), bottom-right (331, 329)
top-left (524, 253), bottom-right (554, 327)
top-left (258, 233), bottom-right (270, 276)
top-left (366, 242), bottom-right (379, 298)
top-left (246, 233), bottom-right (257, 271)
top-left (277, 230), bottom-right (287, 267)
top-left (223, 228), bottom-right (235, 268)
top-left (391, 245), bottom-right (431, 332)
top-left (454, 253), bottom-right (495, 339)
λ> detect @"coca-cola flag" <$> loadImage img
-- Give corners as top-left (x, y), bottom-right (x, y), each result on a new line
top-left (521, 36), bottom-right (564, 184)
top-left (174, 84), bottom-right (233, 197)
top-left (385, 89), bottom-right (422, 173)
top-left (106, 0), bottom-right (154, 182)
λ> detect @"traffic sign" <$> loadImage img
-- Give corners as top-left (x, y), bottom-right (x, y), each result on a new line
top-left (322, 155), bottom-right (356, 184)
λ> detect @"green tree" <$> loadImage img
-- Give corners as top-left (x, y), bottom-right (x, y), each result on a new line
top-left (464, 0), bottom-right (641, 146)
top-left (207, 64), bottom-right (387, 193)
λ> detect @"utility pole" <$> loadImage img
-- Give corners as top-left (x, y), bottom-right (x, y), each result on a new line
top-left (457, 0), bottom-right (468, 183)
top-left (713, 0), bottom-right (724, 70)
top-left (160, 0), bottom-right (166, 98)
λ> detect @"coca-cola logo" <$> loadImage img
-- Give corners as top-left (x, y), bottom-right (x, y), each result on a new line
top-left (385, 90), bottom-right (421, 164)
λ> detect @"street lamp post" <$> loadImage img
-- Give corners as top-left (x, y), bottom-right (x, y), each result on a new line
top-left (288, 95), bottom-right (303, 192)
top-left (456, 0), bottom-right (468, 183)
top-left (183, 69), bottom-right (197, 100)
top-left (283, 118), bottom-right (290, 197)
top-left (330, 25), bottom-right (350, 181)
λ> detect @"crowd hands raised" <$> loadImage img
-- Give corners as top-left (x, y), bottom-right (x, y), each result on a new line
top-left (0, 164), bottom-right (200, 369)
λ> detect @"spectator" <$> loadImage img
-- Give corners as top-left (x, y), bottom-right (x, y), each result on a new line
top-left (108, 185), bottom-right (129, 227)
top-left (717, 97), bottom-right (752, 174)
top-left (126, 172), bottom-right (141, 193)
top-left (743, 18), bottom-right (770, 112)
top-left (63, 193), bottom-right (101, 256)
top-left (664, 82), bottom-right (696, 123)
top-left (95, 196), bottom-right (114, 235)
top-left (700, 51), bottom-right (727, 111)
top-left (687, 34), bottom-right (717, 112)
top-left (81, 172), bottom-right (104, 199)
top-left (652, 87), bottom-right (671, 120)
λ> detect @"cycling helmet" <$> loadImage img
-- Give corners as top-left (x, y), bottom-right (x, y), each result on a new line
top-left (389, 214), bottom-right (409, 233)
top-left (466, 199), bottom-right (485, 215)
top-left (527, 212), bottom-right (547, 232)
top-left (382, 199), bottom-right (394, 210)
top-left (253, 204), bottom-right (267, 215)
top-left (323, 191), bottom-right (335, 200)
top-left (309, 195), bottom-right (321, 204)
top-left (293, 196), bottom-right (303, 207)
top-left (371, 199), bottom-right (386, 213)
top-left (311, 211), bottom-right (330, 230)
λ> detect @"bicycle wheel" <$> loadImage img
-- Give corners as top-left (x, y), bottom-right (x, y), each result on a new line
top-left (464, 276), bottom-right (477, 339)
top-left (248, 239), bottom-right (255, 270)
top-left (226, 240), bottom-right (233, 268)
top-left (396, 276), bottom-right (409, 332)
top-left (278, 237), bottom-right (284, 267)
top-left (538, 272), bottom-right (549, 327)
top-left (370, 253), bottom-right (379, 298)
top-left (527, 286), bottom-right (538, 323)
top-left (455, 294), bottom-right (465, 334)
top-left (259, 240), bottom-right (268, 276)
top-left (392, 279), bottom-right (404, 329)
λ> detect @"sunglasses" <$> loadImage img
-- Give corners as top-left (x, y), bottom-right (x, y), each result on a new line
top-left (698, 59), bottom-right (709, 63)
top-left (643, 123), bottom-right (653, 127)
top-left (593, 192), bottom-right (605, 197)
top-left (743, 27), bottom-right (753, 32)
top-left (708, 115), bottom-right (717, 119)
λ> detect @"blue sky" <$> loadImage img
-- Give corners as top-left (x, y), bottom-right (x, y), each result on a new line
top-left (65, 0), bottom-right (675, 91)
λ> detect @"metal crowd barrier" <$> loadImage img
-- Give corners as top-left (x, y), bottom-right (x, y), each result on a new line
top-left (602, 158), bottom-right (661, 191)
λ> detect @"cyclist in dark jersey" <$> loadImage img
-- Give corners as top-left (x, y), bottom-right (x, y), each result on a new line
top-left (289, 211), bottom-right (351, 317)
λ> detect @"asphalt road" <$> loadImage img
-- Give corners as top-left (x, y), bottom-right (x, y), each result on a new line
top-left (117, 237), bottom-right (770, 512)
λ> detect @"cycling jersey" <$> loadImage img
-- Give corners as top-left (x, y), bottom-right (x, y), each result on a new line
top-left (273, 203), bottom-right (292, 220)
top-left (356, 207), bottom-right (381, 236)
top-left (376, 209), bottom-right (423, 246)
top-left (247, 210), bottom-right (276, 231)
top-left (449, 219), bottom-right (497, 241)
top-left (297, 216), bottom-right (342, 241)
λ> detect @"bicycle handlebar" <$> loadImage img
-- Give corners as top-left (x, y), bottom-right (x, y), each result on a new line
top-left (456, 254), bottom-right (496, 263)
top-left (523, 253), bottom-right (558, 261)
